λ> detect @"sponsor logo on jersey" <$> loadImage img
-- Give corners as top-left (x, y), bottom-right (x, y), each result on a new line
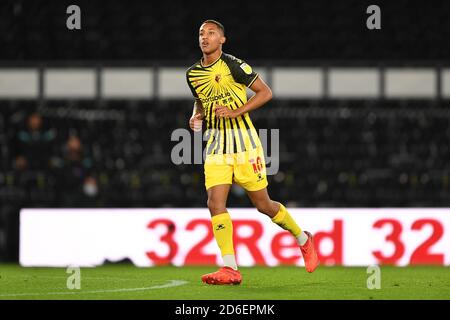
top-left (200, 92), bottom-right (231, 104)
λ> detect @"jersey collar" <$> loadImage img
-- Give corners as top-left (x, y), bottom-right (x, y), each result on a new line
top-left (200, 52), bottom-right (223, 68)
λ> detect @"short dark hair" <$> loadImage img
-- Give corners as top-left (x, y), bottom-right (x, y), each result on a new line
top-left (202, 19), bottom-right (225, 36)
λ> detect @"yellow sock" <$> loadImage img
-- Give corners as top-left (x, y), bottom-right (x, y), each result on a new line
top-left (211, 212), bottom-right (235, 256)
top-left (271, 202), bottom-right (302, 237)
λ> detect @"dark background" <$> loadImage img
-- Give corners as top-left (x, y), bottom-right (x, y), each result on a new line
top-left (1, 0), bottom-right (449, 61)
top-left (1, 0), bottom-right (450, 261)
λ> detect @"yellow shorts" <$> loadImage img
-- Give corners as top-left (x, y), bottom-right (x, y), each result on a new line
top-left (204, 146), bottom-right (268, 191)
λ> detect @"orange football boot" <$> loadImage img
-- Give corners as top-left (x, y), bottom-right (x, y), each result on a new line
top-left (201, 267), bottom-right (242, 285)
top-left (300, 231), bottom-right (319, 273)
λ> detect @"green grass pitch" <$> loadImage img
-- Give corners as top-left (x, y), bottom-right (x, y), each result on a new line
top-left (0, 264), bottom-right (449, 300)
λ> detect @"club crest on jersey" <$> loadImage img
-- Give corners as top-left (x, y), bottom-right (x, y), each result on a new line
top-left (240, 63), bottom-right (252, 75)
top-left (215, 74), bottom-right (222, 83)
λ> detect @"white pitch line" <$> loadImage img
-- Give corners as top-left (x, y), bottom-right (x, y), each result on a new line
top-left (0, 280), bottom-right (188, 297)
top-left (10, 275), bottom-right (144, 281)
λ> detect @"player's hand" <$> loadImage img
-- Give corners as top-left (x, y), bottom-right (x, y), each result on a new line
top-left (214, 105), bottom-right (239, 119)
top-left (189, 113), bottom-right (203, 132)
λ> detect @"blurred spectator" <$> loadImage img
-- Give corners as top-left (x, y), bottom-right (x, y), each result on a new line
top-left (14, 155), bottom-right (27, 172)
top-left (54, 135), bottom-right (94, 207)
top-left (75, 175), bottom-right (104, 207)
top-left (83, 176), bottom-right (99, 198)
top-left (66, 135), bottom-right (84, 163)
top-left (15, 113), bottom-right (56, 170)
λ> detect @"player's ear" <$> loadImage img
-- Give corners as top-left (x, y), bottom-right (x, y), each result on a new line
top-left (220, 36), bottom-right (226, 44)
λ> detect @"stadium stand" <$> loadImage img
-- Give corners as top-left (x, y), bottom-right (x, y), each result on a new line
top-left (1, 99), bottom-right (450, 212)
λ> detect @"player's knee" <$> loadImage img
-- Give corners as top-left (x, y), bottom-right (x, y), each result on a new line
top-left (256, 200), bottom-right (278, 217)
top-left (207, 198), bottom-right (226, 215)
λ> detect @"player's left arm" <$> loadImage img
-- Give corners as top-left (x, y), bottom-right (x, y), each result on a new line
top-left (215, 77), bottom-right (272, 119)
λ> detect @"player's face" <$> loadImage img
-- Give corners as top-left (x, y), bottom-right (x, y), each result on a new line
top-left (199, 23), bottom-right (224, 54)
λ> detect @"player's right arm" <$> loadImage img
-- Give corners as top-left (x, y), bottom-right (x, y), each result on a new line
top-left (186, 67), bottom-right (204, 131)
top-left (189, 99), bottom-right (204, 131)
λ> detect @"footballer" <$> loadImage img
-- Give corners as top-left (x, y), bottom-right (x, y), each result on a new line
top-left (186, 20), bottom-right (318, 285)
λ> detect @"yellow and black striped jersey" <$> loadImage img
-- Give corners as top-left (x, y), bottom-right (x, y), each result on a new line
top-left (186, 52), bottom-right (261, 155)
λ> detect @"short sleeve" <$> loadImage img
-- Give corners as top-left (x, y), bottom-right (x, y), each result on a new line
top-left (225, 55), bottom-right (259, 87)
top-left (186, 69), bottom-right (198, 98)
